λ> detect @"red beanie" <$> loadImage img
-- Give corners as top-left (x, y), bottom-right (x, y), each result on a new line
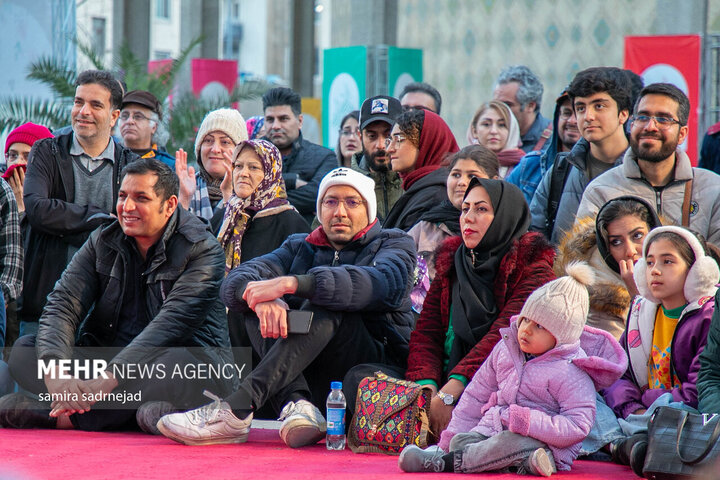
top-left (5, 122), bottom-right (54, 153)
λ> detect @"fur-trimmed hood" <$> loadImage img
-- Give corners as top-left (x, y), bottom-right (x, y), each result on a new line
top-left (555, 217), bottom-right (631, 320)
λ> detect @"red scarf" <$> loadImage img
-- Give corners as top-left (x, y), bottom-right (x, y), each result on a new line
top-left (497, 148), bottom-right (525, 167)
top-left (400, 111), bottom-right (459, 190)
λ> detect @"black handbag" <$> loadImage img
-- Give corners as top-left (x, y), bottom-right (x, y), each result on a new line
top-left (643, 406), bottom-right (720, 479)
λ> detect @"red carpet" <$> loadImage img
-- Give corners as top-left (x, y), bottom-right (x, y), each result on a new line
top-left (0, 428), bottom-right (639, 480)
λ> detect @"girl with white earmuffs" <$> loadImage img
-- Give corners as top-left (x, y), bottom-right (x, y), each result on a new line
top-left (603, 225), bottom-right (720, 474)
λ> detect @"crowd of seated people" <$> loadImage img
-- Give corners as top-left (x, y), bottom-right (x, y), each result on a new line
top-left (0, 67), bottom-right (719, 477)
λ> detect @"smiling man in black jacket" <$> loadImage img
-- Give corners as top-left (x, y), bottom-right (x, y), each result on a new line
top-left (19, 70), bottom-right (139, 337)
top-left (0, 158), bottom-right (234, 433)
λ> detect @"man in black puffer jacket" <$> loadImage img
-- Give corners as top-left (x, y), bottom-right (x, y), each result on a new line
top-left (1, 159), bottom-right (234, 432)
top-left (157, 168), bottom-right (416, 449)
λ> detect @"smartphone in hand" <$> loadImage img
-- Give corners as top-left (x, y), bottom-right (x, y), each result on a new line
top-left (287, 310), bottom-right (313, 334)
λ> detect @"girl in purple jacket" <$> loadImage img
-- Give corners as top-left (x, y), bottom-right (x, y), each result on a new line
top-left (399, 263), bottom-right (626, 476)
top-left (603, 226), bottom-right (719, 473)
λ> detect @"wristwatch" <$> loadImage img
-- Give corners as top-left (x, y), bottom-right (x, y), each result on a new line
top-left (437, 391), bottom-right (456, 406)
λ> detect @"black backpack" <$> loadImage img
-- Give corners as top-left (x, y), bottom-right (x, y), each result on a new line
top-left (544, 153), bottom-right (572, 237)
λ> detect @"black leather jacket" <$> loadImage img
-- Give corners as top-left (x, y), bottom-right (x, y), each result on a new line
top-left (36, 207), bottom-right (232, 368)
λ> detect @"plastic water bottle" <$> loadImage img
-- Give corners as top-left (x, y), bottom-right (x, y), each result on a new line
top-left (326, 381), bottom-right (346, 450)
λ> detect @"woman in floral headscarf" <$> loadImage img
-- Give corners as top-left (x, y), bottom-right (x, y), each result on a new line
top-left (217, 139), bottom-right (310, 350)
top-left (217, 139), bottom-right (310, 273)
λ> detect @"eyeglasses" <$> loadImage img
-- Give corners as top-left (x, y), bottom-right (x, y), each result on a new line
top-left (632, 115), bottom-right (681, 130)
top-left (119, 111), bottom-right (153, 123)
top-left (321, 197), bottom-right (365, 210)
top-left (5, 151), bottom-right (29, 163)
top-left (384, 134), bottom-right (407, 148)
top-left (339, 128), bottom-right (360, 137)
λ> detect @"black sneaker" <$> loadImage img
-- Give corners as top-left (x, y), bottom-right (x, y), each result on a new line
top-left (136, 401), bottom-right (179, 435)
top-left (609, 433), bottom-right (647, 467)
top-left (0, 392), bottom-right (56, 429)
top-left (629, 438), bottom-right (648, 477)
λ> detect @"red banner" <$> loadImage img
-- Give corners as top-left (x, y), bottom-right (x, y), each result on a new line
top-left (624, 35), bottom-right (701, 164)
top-left (191, 59), bottom-right (238, 97)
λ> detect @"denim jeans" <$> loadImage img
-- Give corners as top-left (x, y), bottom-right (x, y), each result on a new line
top-left (579, 393), bottom-right (625, 455)
top-left (453, 430), bottom-right (554, 474)
top-left (18, 320), bottom-right (38, 338)
top-left (617, 392), bottom-right (697, 437)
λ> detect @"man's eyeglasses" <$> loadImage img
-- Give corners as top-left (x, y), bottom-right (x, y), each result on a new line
top-left (321, 197), bottom-right (365, 210)
top-left (339, 128), bottom-right (360, 137)
top-left (4, 151), bottom-right (29, 163)
top-left (119, 111), bottom-right (153, 123)
top-left (632, 115), bottom-right (681, 130)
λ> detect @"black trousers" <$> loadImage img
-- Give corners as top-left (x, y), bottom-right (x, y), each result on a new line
top-left (225, 307), bottom-right (386, 415)
top-left (8, 335), bottom-right (224, 431)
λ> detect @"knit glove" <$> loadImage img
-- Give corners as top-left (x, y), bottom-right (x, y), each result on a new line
top-left (506, 404), bottom-right (532, 436)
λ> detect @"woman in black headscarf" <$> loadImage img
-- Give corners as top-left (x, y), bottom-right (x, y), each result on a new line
top-left (404, 178), bottom-right (556, 436)
top-left (407, 145), bottom-right (499, 313)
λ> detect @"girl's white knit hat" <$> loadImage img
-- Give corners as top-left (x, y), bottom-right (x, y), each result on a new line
top-left (517, 261), bottom-right (595, 345)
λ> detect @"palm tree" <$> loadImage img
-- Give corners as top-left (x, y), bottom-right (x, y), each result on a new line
top-left (0, 37), bottom-right (271, 157)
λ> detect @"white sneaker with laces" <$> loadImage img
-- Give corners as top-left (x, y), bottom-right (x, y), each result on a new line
top-left (278, 399), bottom-right (327, 448)
top-left (156, 390), bottom-right (253, 446)
top-left (524, 448), bottom-right (555, 477)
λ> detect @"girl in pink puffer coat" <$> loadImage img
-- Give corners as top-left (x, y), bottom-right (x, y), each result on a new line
top-left (399, 262), bottom-right (626, 476)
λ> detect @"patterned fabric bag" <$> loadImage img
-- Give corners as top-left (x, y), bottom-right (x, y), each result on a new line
top-left (348, 372), bottom-right (432, 454)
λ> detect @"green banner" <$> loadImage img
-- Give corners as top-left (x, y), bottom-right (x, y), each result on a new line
top-left (388, 47), bottom-right (423, 97)
top-left (323, 46), bottom-right (367, 149)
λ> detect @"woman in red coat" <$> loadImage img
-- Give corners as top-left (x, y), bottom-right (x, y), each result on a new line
top-left (405, 177), bottom-right (556, 436)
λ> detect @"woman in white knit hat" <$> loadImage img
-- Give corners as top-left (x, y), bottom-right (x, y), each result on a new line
top-left (175, 108), bottom-right (248, 226)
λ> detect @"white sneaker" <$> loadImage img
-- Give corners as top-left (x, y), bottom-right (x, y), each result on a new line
top-left (524, 448), bottom-right (555, 477)
top-left (156, 390), bottom-right (252, 446)
top-left (278, 399), bottom-right (327, 448)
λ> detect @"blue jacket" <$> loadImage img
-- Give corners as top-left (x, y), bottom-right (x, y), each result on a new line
top-left (699, 121), bottom-right (720, 174)
top-left (507, 92), bottom-right (568, 204)
top-left (221, 220), bottom-right (417, 362)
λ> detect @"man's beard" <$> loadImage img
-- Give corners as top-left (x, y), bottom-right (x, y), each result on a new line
top-left (630, 133), bottom-right (679, 163)
top-left (364, 149), bottom-right (390, 172)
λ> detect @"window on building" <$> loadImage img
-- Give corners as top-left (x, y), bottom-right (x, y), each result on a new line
top-left (154, 51), bottom-right (172, 60)
top-left (231, 1), bottom-right (240, 19)
top-left (156, 0), bottom-right (170, 19)
top-left (91, 17), bottom-right (106, 56)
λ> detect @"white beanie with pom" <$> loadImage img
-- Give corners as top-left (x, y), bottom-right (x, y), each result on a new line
top-left (517, 261), bottom-right (595, 345)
